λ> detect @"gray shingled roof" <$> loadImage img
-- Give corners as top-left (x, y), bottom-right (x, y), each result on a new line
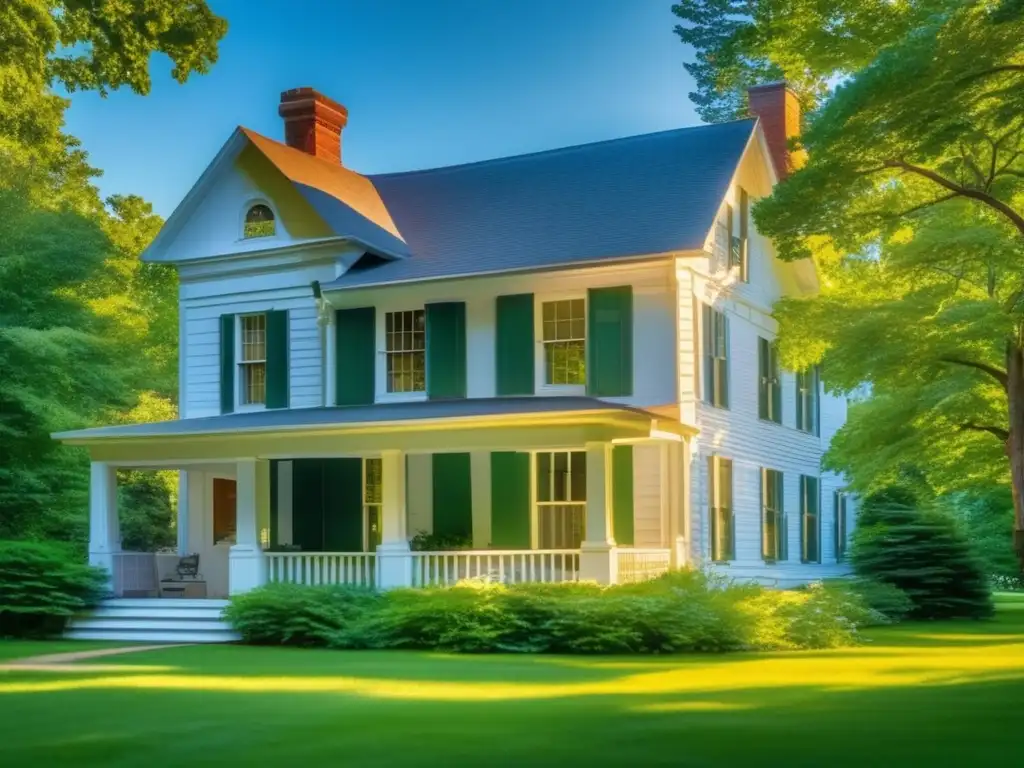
top-left (321, 119), bottom-right (756, 290)
top-left (52, 397), bottom-right (662, 441)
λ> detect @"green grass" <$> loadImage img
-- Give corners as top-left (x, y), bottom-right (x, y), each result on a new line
top-left (1, 597), bottom-right (1022, 767)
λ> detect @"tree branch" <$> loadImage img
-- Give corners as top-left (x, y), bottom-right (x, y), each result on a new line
top-left (959, 423), bottom-right (1010, 441)
top-left (939, 355), bottom-right (1009, 389)
top-left (957, 65), bottom-right (1024, 85)
top-left (884, 160), bottom-right (1024, 237)
top-left (892, 193), bottom-right (960, 218)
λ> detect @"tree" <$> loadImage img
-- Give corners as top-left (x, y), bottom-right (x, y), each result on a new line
top-left (0, 2), bottom-right (225, 547)
top-left (674, 0), bottom-right (1024, 564)
top-left (851, 489), bottom-right (994, 619)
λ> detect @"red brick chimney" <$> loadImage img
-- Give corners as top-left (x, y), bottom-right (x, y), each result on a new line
top-left (747, 83), bottom-right (804, 179)
top-left (278, 87), bottom-right (349, 164)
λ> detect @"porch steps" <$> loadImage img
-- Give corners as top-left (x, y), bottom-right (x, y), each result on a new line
top-left (65, 598), bottom-right (239, 644)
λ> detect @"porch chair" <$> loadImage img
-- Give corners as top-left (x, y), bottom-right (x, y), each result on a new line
top-left (160, 553), bottom-right (207, 598)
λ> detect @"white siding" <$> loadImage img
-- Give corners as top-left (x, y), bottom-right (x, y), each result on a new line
top-left (405, 454), bottom-right (434, 538)
top-left (632, 444), bottom-right (664, 548)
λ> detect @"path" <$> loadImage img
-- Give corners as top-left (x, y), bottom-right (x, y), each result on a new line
top-left (0, 644), bottom-right (191, 672)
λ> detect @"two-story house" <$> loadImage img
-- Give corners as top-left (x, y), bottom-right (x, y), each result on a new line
top-left (55, 83), bottom-right (855, 611)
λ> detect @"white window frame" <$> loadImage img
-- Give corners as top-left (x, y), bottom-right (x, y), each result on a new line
top-left (235, 313), bottom-right (268, 413)
top-left (376, 306), bottom-right (428, 403)
top-left (531, 449), bottom-right (587, 550)
top-left (238, 198), bottom-right (280, 242)
top-left (534, 293), bottom-right (587, 396)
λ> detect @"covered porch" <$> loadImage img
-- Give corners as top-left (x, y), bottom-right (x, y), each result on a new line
top-left (54, 397), bottom-right (694, 596)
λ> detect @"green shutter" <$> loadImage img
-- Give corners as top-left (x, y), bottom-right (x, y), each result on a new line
top-left (336, 307), bottom-right (376, 406)
top-left (219, 314), bottom-right (234, 414)
top-left (432, 453), bottom-right (473, 541)
top-left (587, 286), bottom-right (633, 397)
top-left (612, 445), bottom-right (634, 546)
top-left (758, 338), bottom-right (770, 420)
top-left (771, 345), bottom-right (782, 423)
top-left (266, 310), bottom-right (289, 409)
top-left (491, 452), bottom-right (531, 548)
top-left (496, 294), bottom-right (535, 396)
top-left (703, 305), bottom-right (713, 404)
top-left (426, 302), bottom-right (467, 400)
top-left (291, 459), bottom-right (325, 551)
top-left (323, 458), bottom-right (363, 551)
top-left (802, 475), bottom-right (820, 563)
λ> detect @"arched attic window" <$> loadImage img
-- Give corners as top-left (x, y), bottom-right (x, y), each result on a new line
top-left (243, 204), bottom-right (275, 239)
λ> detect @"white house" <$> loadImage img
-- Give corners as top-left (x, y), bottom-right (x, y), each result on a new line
top-left (54, 83), bottom-right (854, 627)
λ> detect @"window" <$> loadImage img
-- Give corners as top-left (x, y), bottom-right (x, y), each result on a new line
top-left (239, 314), bottom-right (267, 406)
top-left (762, 469), bottom-right (786, 561)
top-left (243, 204), bottom-right (275, 239)
top-left (364, 458), bottom-right (383, 552)
top-left (796, 366), bottom-right (820, 434)
top-left (385, 310), bottom-right (426, 393)
top-left (709, 455), bottom-right (734, 561)
top-left (758, 338), bottom-right (782, 423)
top-left (702, 304), bottom-right (729, 408)
top-left (801, 475), bottom-right (821, 563)
top-left (542, 299), bottom-right (586, 386)
top-left (735, 187), bottom-right (749, 282)
top-left (535, 451), bottom-right (586, 548)
top-left (834, 490), bottom-right (849, 562)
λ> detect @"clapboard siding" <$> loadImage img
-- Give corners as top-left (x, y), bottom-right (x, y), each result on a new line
top-left (181, 285), bottom-right (324, 418)
top-left (632, 444), bottom-right (663, 548)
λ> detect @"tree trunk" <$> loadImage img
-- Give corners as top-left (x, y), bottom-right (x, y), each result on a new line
top-left (1006, 339), bottom-right (1024, 571)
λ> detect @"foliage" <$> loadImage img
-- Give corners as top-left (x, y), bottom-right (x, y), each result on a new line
top-left (948, 490), bottom-right (1023, 588)
top-left (409, 531), bottom-right (474, 551)
top-left (0, 540), bottom-right (107, 637)
top-left (225, 570), bottom-right (883, 654)
top-left (851, 491), bottom-right (994, 619)
top-left (820, 578), bottom-right (915, 623)
top-left (224, 583), bottom-right (383, 647)
top-left (0, 2), bottom-right (225, 548)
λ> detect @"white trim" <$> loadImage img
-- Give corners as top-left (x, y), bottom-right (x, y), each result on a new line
top-left (377, 306), bottom-right (427, 399)
top-left (234, 312), bottom-right (268, 412)
top-left (238, 197), bottom-right (282, 244)
top-left (534, 291), bottom-right (588, 395)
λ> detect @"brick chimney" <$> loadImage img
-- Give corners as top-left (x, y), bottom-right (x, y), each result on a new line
top-left (747, 83), bottom-right (804, 179)
top-left (278, 87), bottom-right (348, 164)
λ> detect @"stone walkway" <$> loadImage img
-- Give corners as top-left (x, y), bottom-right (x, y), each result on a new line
top-left (0, 644), bottom-right (191, 672)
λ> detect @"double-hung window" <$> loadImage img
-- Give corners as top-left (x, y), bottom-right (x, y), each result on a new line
top-left (796, 366), bottom-right (820, 434)
top-left (703, 304), bottom-right (729, 408)
top-left (239, 314), bottom-right (267, 407)
top-left (801, 475), bottom-right (821, 563)
top-left (758, 337), bottom-right (782, 423)
top-left (735, 187), bottom-right (749, 281)
top-left (761, 469), bottom-right (786, 561)
top-left (363, 458), bottom-right (383, 552)
top-left (541, 298), bottom-right (586, 386)
top-left (535, 451), bottom-right (586, 548)
top-left (834, 490), bottom-right (849, 562)
top-left (385, 309), bottom-right (426, 393)
top-left (709, 455), bottom-right (734, 561)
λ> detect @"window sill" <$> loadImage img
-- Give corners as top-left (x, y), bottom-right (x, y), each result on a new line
top-left (758, 416), bottom-right (783, 426)
top-left (536, 384), bottom-right (586, 397)
top-left (376, 391), bottom-right (428, 404)
top-left (234, 404), bottom-right (267, 414)
top-left (800, 559), bottom-right (822, 565)
top-left (702, 401), bottom-right (730, 411)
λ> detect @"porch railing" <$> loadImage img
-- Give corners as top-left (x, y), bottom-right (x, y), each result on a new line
top-left (617, 548), bottom-right (672, 584)
top-left (411, 550), bottom-right (580, 587)
top-left (265, 552), bottom-right (377, 588)
top-left (110, 551), bottom-right (159, 597)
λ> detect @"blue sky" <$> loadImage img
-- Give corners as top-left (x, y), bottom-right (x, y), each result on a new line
top-left (64, 0), bottom-right (698, 218)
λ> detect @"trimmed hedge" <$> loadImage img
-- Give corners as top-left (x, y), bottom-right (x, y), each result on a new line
top-left (226, 570), bottom-right (892, 654)
top-left (0, 541), bottom-right (108, 638)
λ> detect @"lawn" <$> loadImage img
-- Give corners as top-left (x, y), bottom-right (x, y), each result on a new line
top-left (0, 597), bottom-right (1022, 767)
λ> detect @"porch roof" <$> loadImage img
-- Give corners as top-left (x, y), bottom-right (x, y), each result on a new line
top-left (52, 397), bottom-right (694, 463)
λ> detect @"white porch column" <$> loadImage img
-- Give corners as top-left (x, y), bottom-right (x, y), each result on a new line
top-left (376, 449), bottom-right (412, 589)
top-left (88, 462), bottom-right (121, 579)
top-left (668, 440), bottom-right (688, 569)
top-left (322, 308), bottom-right (336, 407)
top-left (229, 458), bottom-right (270, 595)
top-left (579, 441), bottom-right (618, 584)
top-left (176, 470), bottom-right (189, 556)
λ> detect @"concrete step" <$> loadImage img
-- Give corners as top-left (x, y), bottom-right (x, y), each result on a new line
top-left (65, 599), bottom-right (239, 643)
top-left (65, 628), bottom-right (239, 643)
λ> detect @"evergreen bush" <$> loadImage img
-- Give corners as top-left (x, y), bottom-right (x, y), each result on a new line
top-left (0, 541), bottom-right (108, 638)
top-left (851, 490), bottom-right (994, 619)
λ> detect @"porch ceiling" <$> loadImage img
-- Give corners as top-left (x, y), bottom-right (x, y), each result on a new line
top-left (52, 397), bottom-right (696, 465)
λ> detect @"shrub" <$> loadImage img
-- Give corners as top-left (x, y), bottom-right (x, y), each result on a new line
top-left (0, 540), bottom-right (107, 638)
top-left (851, 490), bottom-right (994, 619)
top-left (223, 583), bottom-right (382, 646)
top-left (227, 568), bottom-right (876, 654)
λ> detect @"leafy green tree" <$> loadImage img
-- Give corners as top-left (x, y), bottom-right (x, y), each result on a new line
top-left (0, 1), bottom-right (225, 547)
